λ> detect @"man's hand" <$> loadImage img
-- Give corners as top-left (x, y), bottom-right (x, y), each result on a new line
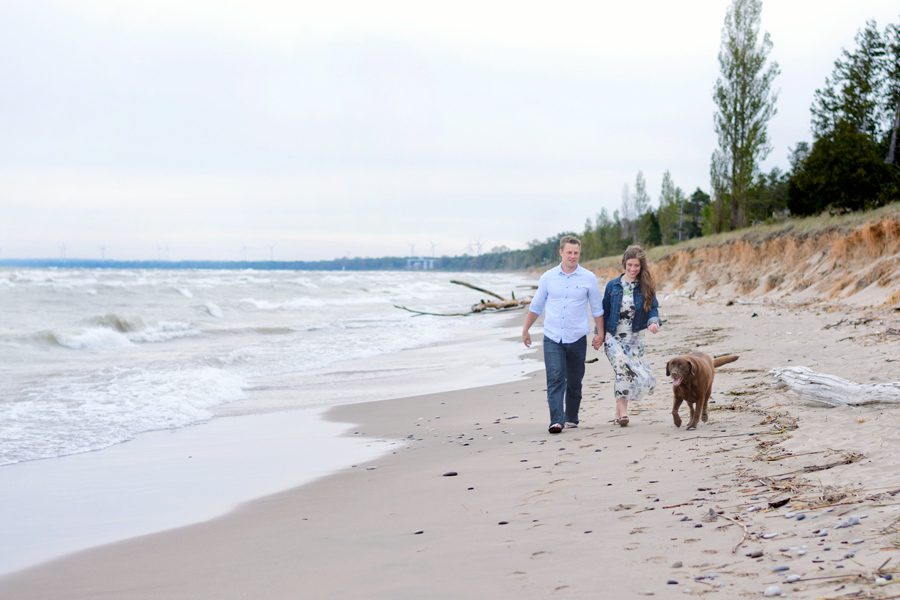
top-left (523, 331), bottom-right (532, 348)
top-left (591, 333), bottom-right (602, 350)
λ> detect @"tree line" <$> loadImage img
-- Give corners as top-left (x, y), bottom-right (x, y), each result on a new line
top-left (546, 1), bottom-right (898, 265)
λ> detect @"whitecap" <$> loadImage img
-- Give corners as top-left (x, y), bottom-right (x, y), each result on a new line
top-left (57, 328), bottom-right (134, 350)
top-left (128, 321), bottom-right (199, 343)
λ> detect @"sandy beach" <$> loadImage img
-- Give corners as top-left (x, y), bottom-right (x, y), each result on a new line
top-left (1, 287), bottom-right (897, 599)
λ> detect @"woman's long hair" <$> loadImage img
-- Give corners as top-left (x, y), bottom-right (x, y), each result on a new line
top-left (622, 245), bottom-right (655, 312)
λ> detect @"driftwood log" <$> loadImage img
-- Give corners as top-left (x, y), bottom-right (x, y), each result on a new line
top-left (770, 366), bottom-right (900, 407)
top-left (394, 280), bottom-right (532, 317)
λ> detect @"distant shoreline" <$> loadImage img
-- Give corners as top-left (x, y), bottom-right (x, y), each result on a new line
top-left (0, 258), bottom-right (440, 271)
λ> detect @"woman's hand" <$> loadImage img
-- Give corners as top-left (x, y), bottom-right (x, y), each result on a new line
top-left (648, 323), bottom-right (659, 334)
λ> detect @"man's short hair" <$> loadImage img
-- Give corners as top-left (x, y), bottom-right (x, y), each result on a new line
top-left (558, 235), bottom-right (581, 250)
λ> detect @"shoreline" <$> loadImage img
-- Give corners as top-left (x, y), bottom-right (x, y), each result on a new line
top-left (0, 310), bottom-right (539, 577)
top-left (1, 294), bottom-right (898, 598)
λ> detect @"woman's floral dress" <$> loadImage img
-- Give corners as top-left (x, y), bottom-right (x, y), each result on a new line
top-left (604, 280), bottom-right (656, 401)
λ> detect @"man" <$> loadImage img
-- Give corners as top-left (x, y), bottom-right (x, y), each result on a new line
top-left (522, 235), bottom-right (604, 434)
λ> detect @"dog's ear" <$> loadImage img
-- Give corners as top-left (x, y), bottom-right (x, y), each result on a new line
top-left (688, 360), bottom-right (694, 375)
top-left (665, 360), bottom-right (672, 376)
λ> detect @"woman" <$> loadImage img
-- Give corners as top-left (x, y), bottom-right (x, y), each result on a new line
top-left (602, 245), bottom-right (660, 426)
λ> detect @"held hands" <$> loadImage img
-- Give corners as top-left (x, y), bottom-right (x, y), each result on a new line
top-left (648, 323), bottom-right (660, 334)
top-left (591, 333), bottom-right (602, 350)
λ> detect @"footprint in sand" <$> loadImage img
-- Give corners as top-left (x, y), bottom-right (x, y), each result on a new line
top-left (623, 542), bottom-right (640, 551)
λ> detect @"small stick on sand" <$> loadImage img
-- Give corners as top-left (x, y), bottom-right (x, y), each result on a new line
top-left (718, 514), bottom-right (749, 553)
top-left (662, 501), bottom-right (696, 509)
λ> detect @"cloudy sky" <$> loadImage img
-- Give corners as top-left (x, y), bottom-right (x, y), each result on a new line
top-left (2, 1), bottom-right (897, 261)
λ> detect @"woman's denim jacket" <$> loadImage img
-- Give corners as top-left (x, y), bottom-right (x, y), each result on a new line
top-left (602, 275), bottom-right (660, 335)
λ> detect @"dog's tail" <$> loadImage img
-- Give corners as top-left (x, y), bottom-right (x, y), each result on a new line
top-left (713, 354), bottom-right (739, 368)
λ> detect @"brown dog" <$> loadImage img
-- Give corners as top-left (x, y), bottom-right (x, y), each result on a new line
top-left (666, 353), bottom-right (739, 430)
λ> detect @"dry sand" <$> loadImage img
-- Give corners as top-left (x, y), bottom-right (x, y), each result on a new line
top-left (1, 293), bottom-right (898, 599)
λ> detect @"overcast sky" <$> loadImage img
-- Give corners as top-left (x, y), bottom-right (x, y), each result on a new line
top-left (2, 1), bottom-right (898, 261)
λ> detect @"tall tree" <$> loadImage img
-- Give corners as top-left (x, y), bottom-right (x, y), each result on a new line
top-left (711, 0), bottom-right (780, 231)
top-left (633, 171), bottom-right (651, 217)
top-left (656, 171), bottom-right (685, 245)
top-left (811, 20), bottom-right (888, 141)
top-left (885, 20), bottom-right (900, 164)
top-left (620, 183), bottom-right (636, 242)
top-left (685, 188), bottom-right (710, 240)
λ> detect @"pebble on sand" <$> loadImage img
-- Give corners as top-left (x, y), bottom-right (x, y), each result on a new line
top-left (442, 471), bottom-right (458, 477)
top-left (764, 584), bottom-right (782, 596)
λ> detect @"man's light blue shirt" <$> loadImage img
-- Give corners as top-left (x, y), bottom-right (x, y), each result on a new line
top-left (528, 264), bottom-right (603, 344)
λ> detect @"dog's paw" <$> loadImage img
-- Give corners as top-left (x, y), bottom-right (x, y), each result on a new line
top-left (672, 415), bottom-right (682, 427)
top-left (701, 413), bottom-right (708, 422)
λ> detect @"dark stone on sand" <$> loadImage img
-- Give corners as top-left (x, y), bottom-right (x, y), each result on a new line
top-left (443, 471), bottom-right (458, 477)
top-left (747, 550), bottom-right (764, 558)
top-left (795, 513), bottom-right (806, 520)
top-left (414, 530), bottom-right (424, 535)
top-left (667, 580), bottom-right (678, 585)
top-left (584, 530), bottom-right (592, 534)
top-left (694, 523), bottom-right (703, 528)
top-left (467, 487), bottom-right (474, 490)
top-left (772, 565), bottom-right (789, 572)
top-left (671, 561), bottom-right (683, 568)
top-left (498, 521), bottom-right (509, 525)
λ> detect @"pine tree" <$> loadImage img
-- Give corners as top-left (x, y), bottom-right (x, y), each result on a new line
top-left (811, 20), bottom-right (888, 141)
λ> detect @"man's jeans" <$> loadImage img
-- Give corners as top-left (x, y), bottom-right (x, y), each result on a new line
top-left (543, 335), bottom-right (586, 426)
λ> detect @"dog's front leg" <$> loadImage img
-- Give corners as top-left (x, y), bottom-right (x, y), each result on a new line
top-left (686, 400), bottom-right (699, 430)
top-left (672, 397), bottom-right (683, 427)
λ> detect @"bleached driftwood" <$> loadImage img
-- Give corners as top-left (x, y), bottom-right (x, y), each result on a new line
top-left (770, 366), bottom-right (900, 407)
